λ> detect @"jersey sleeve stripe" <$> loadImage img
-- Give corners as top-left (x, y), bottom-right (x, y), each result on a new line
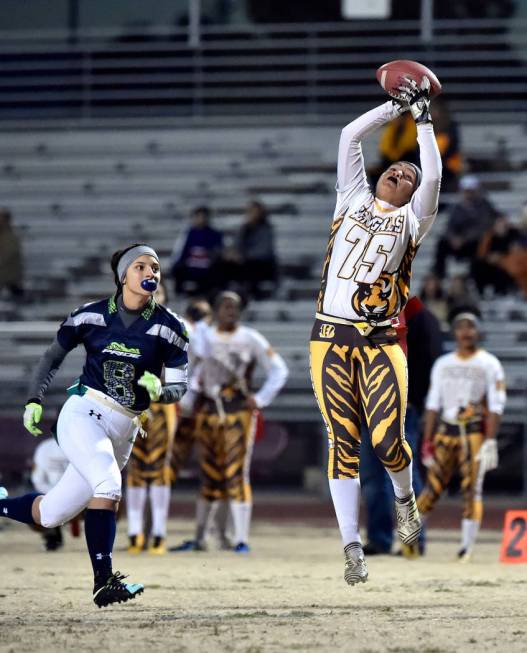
top-left (146, 324), bottom-right (189, 351)
top-left (63, 312), bottom-right (107, 328)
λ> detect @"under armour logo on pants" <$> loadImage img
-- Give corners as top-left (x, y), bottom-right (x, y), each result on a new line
top-left (89, 409), bottom-right (102, 420)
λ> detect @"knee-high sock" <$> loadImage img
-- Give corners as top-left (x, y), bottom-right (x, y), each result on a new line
top-left (150, 485), bottom-right (171, 538)
top-left (0, 492), bottom-right (40, 525)
top-left (126, 486), bottom-right (147, 536)
top-left (230, 500), bottom-right (252, 545)
top-left (461, 518), bottom-right (480, 552)
top-left (85, 508), bottom-right (116, 585)
top-left (329, 478), bottom-right (361, 546)
top-left (386, 465), bottom-right (413, 500)
top-left (195, 497), bottom-right (216, 543)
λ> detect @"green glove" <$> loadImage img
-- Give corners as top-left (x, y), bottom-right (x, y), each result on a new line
top-left (24, 401), bottom-right (43, 436)
top-left (138, 371), bottom-right (162, 402)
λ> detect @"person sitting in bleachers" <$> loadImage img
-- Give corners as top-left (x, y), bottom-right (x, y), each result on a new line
top-left (377, 112), bottom-right (419, 172)
top-left (433, 175), bottom-right (500, 279)
top-left (170, 206), bottom-right (224, 297)
top-left (0, 208), bottom-right (24, 299)
top-left (484, 204), bottom-right (527, 298)
top-left (223, 201), bottom-right (278, 300)
top-left (472, 215), bottom-right (522, 296)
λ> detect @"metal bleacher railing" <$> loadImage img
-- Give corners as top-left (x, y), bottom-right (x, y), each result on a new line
top-left (0, 18), bottom-right (526, 124)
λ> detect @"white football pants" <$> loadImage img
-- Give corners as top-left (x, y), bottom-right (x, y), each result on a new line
top-left (39, 394), bottom-right (138, 528)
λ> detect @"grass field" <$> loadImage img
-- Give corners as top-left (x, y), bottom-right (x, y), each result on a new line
top-left (1, 518), bottom-right (526, 653)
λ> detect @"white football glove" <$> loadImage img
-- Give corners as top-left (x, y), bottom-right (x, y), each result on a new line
top-left (476, 439), bottom-right (499, 474)
top-left (392, 76), bottom-right (432, 125)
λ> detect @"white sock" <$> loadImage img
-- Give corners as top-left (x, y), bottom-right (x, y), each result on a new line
top-left (461, 518), bottom-right (480, 552)
top-left (126, 486), bottom-right (147, 536)
top-left (195, 497), bottom-right (216, 543)
top-left (386, 466), bottom-right (413, 500)
top-left (230, 500), bottom-right (252, 545)
top-left (328, 478), bottom-right (361, 546)
top-left (149, 485), bottom-right (171, 538)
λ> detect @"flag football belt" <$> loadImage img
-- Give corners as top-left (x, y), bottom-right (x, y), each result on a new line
top-left (67, 381), bottom-right (146, 435)
top-left (315, 312), bottom-right (398, 336)
top-left (440, 418), bottom-right (484, 436)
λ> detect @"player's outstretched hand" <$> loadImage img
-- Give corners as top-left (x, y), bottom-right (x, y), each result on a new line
top-left (392, 76), bottom-right (432, 125)
top-left (138, 371), bottom-right (162, 401)
top-left (23, 401), bottom-right (43, 436)
top-left (476, 439), bottom-right (498, 474)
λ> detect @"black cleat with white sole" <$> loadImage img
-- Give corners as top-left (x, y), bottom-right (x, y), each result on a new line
top-left (93, 571), bottom-right (144, 608)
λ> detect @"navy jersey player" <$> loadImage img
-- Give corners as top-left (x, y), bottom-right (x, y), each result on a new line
top-left (0, 244), bottom-right (189, 608)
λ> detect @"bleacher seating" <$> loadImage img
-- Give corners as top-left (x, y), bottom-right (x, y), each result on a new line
top-left (0, 118), bottom-right (526, 427)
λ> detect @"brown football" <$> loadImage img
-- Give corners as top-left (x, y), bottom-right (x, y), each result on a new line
top-left (376, 60), bottom-right (442, 98)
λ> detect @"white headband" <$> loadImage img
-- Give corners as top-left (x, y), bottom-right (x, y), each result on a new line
top-left (452, 312), bottom-right (481, 330)
top-left (117, 245), bottom-right (159, 283)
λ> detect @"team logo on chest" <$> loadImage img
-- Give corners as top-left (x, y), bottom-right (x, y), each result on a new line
top-left (102, 341), bottom-right (141, 359)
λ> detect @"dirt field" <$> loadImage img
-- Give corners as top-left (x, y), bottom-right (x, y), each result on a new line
top-left (1, 519), bottom-right (526, 653)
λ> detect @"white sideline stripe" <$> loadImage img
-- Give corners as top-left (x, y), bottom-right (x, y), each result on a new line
top-left (64, 312), bottom-right (106, 328)
top-left (145, 324), bottom-right (189, 351)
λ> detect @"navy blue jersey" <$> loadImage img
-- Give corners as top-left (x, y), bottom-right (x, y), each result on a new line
top-left (57, 296), bottom-right (189, 412)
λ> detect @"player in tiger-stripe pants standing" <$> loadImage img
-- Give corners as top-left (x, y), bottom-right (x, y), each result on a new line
top-left (417, 310), bottom-right (506, 561)
top-left (309, 78), bottom-right (442, 585)
top-left (126, 282), bottom-right (179, 555)
top-left (183, 291), bottom-right (288, 552)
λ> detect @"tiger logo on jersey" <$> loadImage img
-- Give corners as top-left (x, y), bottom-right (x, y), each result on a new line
top-left (352, 272), bottom-right (400, 320)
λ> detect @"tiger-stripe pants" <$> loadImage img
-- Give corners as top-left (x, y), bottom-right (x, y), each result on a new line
top-left (417, 423), bottom-right (485, 521)
top-left (171, 415), bottom-right (196, 484)
top-left (309, 318), bottom-right (412, 479)
top-left (195, 397), bottom-right (256, 502)
top-left (127, 403), bottom-right (176, 488)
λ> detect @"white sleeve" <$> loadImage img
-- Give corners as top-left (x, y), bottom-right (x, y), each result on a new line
top-left (249, 330), bottom-right (289, 409)
top-left (425, 359), bottom-right (443, 412)
top-left (410, 123), bottom-right (443, 243)
top-left (335, 101), bottom-right (400, 216)
top-left (486, 356), bottom-right (507, 415)
top-left (190, 321), bottom-right (210, 360)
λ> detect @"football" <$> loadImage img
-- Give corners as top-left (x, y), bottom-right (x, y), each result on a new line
top-left (376, 60), bottom-right (442, 98)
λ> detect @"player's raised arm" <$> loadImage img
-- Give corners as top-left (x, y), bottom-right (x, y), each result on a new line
top-left (337, 101), bottom-right (403, 202)
top-left (391, 77), bottom-right (442, 236)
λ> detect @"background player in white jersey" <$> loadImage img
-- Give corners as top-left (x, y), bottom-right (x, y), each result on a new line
top-left (310, 77), bottom-right (442, 585)
top-left (31, 436), bottom-right (69, 550)
top-left (417, 310), bottom-right (506, 561)
top-left (0, 244), bottom-right (189, 607)
top-left (183, 291), bottom-right (288, 552)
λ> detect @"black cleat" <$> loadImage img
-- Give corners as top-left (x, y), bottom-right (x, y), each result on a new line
top-left (93, 571), bottom-right (144, 608)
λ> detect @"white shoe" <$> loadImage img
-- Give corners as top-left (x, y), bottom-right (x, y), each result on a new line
top-left (343, 542), bottom-right (368, 586)
top-left (0, 487), bottom-right (7, 500)
top-left (395, 492), bottom-right (422, 546)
